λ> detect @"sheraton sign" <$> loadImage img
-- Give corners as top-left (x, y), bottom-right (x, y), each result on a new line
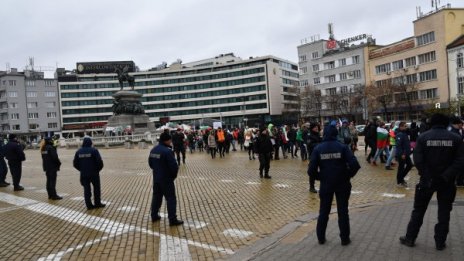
top-left (76, 61), bottom-right (135, 74)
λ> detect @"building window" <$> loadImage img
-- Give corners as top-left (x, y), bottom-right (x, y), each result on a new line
top-left (27, 102), bottom-right (38, 108)
top-left (419, 88), bottom-right (437, 99)
top-left (12, 125), bottom-right (20, 130)
top-left (405, 74), bottom-right (418, 84)
top-left (9, 80), bottom-right (16, 86)
top-left (457, 53), bottom-right (464, 68)
top-left (405, 57), bottom-right (416, 67)
top-left (392, 60), bottom-right (404, 70)
top-left (419, 69), bottom-right (437, 82)
top-left (300, 80), bottom-right (309, 87)
top-left (46, 112), bottom-right (57, 118)
top-left (458, 77), bottom-right (464, 94)
top-left (352, 55), bottom-right (360, 64)
top-left (418, 51), bottom-right (436, 64)
top-left (26, 80), bottom-right (35, 87)
top-left (312, 52), bottom-right (319, 59)
top-left (313, 77), bottom-right (320, 85)
top-left (8, 91), bottom-right (18, 98)
top-left (312, 64), bottom-right (320, 72)
top-left (300, 67), bottom-right (308, 74)
top-left (11, 113), bottom-right (19, 120)
top-left (340, 86), bottom-right (348, 94)
top-left (45, 80), bottom-right (55, 87)
top-left (299, 55), bottom-right (307, 62)
top-left (417, 31), bottom-right (435, 46)
top-left (324, 61), bottom-right (335, 70)
top-left (28, 113), bottom-right (39, 119)
top-left (29, 124), bottom-right (39, 130)
top-left (340, 72), bottom-right (347, 80)
top-left (27, 91), bottom-right (37, 98)
top-left (353, 70), bottom-right (361, 79)
top-left (9, 103), bottom-right (18, 109)
top-left (375, 63), bottom-right (391, 74)
top-left (339, 58), bottom-right (346, 66)
top-left (327, 87), bottom-right (337, 95)
top-left (326, 75), bottom-right (336, 83)
top-left (46, 102), bottom-right (56, 108)
top-left (44, 91), bottom-right (56, 97)
top-left (48, 122), bottom-right (58, 128)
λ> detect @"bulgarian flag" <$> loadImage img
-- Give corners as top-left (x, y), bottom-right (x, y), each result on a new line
top-left (376, 127), bottom-right (389, 149)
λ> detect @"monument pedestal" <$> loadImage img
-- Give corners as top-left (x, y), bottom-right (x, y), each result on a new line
top-left (106, 90), bottom-right (155, 134)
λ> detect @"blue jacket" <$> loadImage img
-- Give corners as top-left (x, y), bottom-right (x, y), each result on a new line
top-left (73, 138), bottom-right (103, 177)
top-left (149, 143), bottom-right (179, 183)
top-left (4, 139), bottom-right (26, 163)
top-left (395, 130), bottom-right (411, 157)
top-left (308, 126), bottom-right (360, 188)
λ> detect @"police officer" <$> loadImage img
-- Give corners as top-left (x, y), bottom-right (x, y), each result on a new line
top-left (73, 137), bottom-right (105, 210)
top-left (255, 128), bottom-right (273, 179)
top-left (308, 125), bottom-right (360, 245)
top-left (149, 132), bottom-right (183, 226)
top-left (172, 128), bottom-right (186, 165)
top-left (4, 134), bottom-right (26, 191)
top-left (0, 137), bottom-right (9, 187)
top-left (41, 137), bottom-right (62, 200)
top-left (448, 116), bottom-right (464, 186)
top-left (400, 113), bottom-right (464, 250)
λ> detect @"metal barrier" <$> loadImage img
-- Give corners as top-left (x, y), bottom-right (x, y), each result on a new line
top-left (62, 132), bottom-right (161, 149)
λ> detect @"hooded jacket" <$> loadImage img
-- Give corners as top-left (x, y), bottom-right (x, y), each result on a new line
top-left (149, 142), bottom-right (179, 183)
top-left (4, 138), bottom-right (26, 163)
top-left (73, 137), bottom-right (103, 177)
top-left (308, 125), bottom-right (360, 188)
top-left (41, 139), bottom-right (61, 172)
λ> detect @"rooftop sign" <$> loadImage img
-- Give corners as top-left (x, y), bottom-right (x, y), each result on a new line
top-left (76, 61), bottom-right (135, 74)
top-left (340, 34), bottom-right (369, 45)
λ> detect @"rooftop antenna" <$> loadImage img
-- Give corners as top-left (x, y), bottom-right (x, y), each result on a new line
top-left (28, 57), bottom-right (35, 71)
top-left (328, 23), bottom-right (335, 40)
top-left (6, 62), bottom-right (10, 72)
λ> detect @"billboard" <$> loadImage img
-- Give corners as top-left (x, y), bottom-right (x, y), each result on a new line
top-left (76, 61), bottom-right (135, 74)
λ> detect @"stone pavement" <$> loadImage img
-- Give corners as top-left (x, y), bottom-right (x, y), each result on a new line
top-left (0, 146), bottom-right (462, 260)
top-left (232, 199), bottom-right (464, 261)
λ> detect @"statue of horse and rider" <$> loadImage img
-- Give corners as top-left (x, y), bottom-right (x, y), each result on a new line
top-left (114, 65), bottom-right (135, 91)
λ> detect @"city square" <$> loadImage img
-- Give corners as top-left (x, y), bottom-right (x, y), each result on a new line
top-left (0, 145), bottom-right (463, 260)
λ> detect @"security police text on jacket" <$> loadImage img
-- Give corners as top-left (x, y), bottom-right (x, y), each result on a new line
top-left (149, 136), bottom-right (179, 183)
top-left (73, 137), bottom-right (103, 177)
top-left (308, 125), bottom-right (360, 245)
top-left (42, 138), bottom-right (61, 173)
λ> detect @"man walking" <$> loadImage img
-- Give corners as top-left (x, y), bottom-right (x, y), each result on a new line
top-left (400, 113), bottom-right (464, 250)
top-left (41, 137), bottom-right (63, 200)
top-left (4, 134), bottom-right (26, 191)
top-left (396, 122), bottom-right (413, 187)
top-left (149, 132), bottom-right (183, 226)
top-left (308, 125), bottom-right (360, 245)
top-left (172, 128), bottom-right (186, 165)
top-left (255, 128), bottom-right (273, 179)
top-left (73, 137), bottom-right (105, 210)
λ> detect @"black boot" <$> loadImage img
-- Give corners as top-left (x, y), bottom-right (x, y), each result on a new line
top-left (264, 173), bottom-right (271, 179)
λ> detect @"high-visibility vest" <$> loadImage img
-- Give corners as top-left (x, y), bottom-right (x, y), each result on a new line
top-left (217, 130), bottom-right (225, 142)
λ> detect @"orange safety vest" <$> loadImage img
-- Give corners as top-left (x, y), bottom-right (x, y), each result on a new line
top-left (217, 130), bottom-right (225, 142)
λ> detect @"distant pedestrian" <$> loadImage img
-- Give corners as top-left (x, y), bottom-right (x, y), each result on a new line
top-left (149, 132), bottom-right (184, 226)
top-left (244, 129), bottom-right (255, 160)
top-left (41, 137), bottom-right (62, 200)
top-left (172, 128), bottom-right (186, 165)
top-left (308, 125), bottom-right (360, 246)
top-left (400, 113), bottom-right (464, 250)
top-left (208, 130), bottom-right (217, 159)
top-left (216, 127), bottom-right (226, 158)
top-left (0, 137), bottom-right (9, 187)
top-left (4, 134), bottom-right (26, 191)
top-left (255, 128), bottom-right (273, 179)
top-left (395, 122), bottom-right (413, 187)
top-left (307, 123), bottom-right (322, 194)
top-left (73, 137), bottom-right (105, 210)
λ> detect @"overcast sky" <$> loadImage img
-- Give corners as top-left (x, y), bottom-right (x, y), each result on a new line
top-left (0, 0), bottom-right (461, 73)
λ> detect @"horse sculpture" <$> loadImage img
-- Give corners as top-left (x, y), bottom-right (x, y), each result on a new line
top-left (114, 65), bottom-right (135, 91)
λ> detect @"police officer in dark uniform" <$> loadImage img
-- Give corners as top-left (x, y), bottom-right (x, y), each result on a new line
top-left (149, 132), bottom-right (183, 226)
top-left (0, 137), bottom-right (9, 187)
top-left (73, 137), bottom-right (105, 210)
top-left (255, 128), bottom-right (273, 179)
top-left (41, 137), bottom-right (62, 200)
top-left (448, 116), bottom-right (464, 186)
top-left (4, 134), bottom-right (26, 191)
top-left (308, 125), bottom-right (360, 245)
top-left (400, 113), bottom-right (464, 250)
top-left (172, 128), bottom-right (186, 165)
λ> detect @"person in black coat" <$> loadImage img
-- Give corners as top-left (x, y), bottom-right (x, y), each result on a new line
top-left (400, 113), bottom-right (464, 250)
top-left (308, 125), bottom-right (361, 246)
top-left (308, 123), bottom-right (322, 193)
top-left (0, 137), bottom-right (9, 187)
top-left (4, 134), bottom-right (26, 191)
top-left (448, 117), bottom-right (464, 186)
top-left (255, 128), bottom-right (273, 179)
top-left (41, 137), bottom-right (62, 200)
top-left (172, 129), bottom-right (186, 165)
top-left (73, 137), bottom-right (105, 210)
top-left (365, 119), bottom-right (378, 162)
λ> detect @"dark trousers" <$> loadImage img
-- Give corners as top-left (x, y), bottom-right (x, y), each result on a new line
top-left (274, 145), bottom-right (280, 159)
top-left (310, 175), bottom-right (316, 189)
top-left (405, 182), bottom-right (456, 244)
top-left (210, 147), bottom-right (217, 158)
top-left (300, 143), bottom-right (307, 160)
top-left (45, 170), bottom-right (58, 197)
top-left (175, 147), bottom-right (186, 164)
top-left (0, 159), bottom-right (7, 182)
top-left (248, 145), bottom-right (255, 159)
top-left (317, 183), bottom-right (351, 241)
top-left (259, 153), bottom-right (271, 175)
top-left (217, 143), bottom-right (225, 157)
top-left (8, 162), bottom-right (22, 188)
top-left (456, 171), bottom-right (464, 186)
top-left (151, 181), bottom-right (177, 221)
top-left (80, 174), bottom-right (102, 208)
top-left (367, 141), bottom-right (377, 161)
top-left (397, 156), bottom-right (413, 184)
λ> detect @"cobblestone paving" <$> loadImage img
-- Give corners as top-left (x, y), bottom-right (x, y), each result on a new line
top-left (0, 146), bottom-right (461, 260)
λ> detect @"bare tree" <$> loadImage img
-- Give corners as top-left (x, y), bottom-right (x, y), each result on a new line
top-left (299, 85), bottom-right (324, 122)
top-left (391, 72), bottom-right (419, 119)
top-left (365, 81), bottom-right (396, 122)
top-left (338, 85), bottom-right (365, 121)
